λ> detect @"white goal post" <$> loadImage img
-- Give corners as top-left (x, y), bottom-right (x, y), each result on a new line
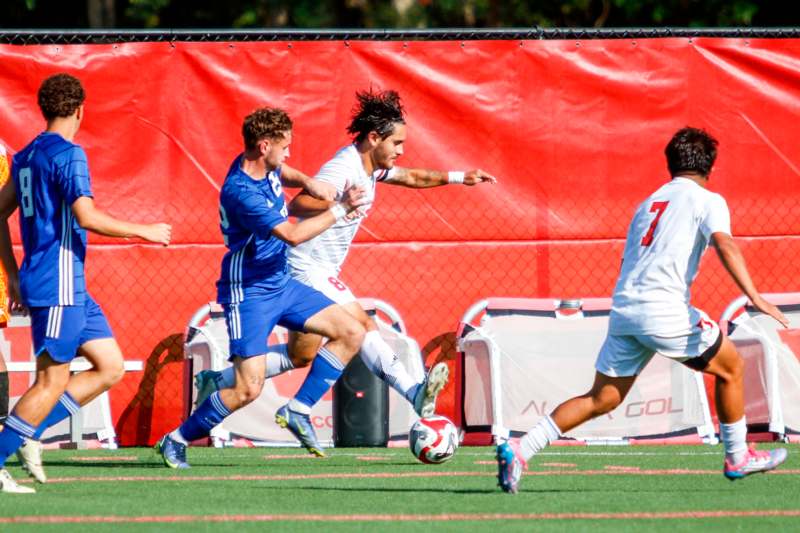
top-left (721, 292), bottom-right (800, 442)
top-left (457, 297), bottom-right (717, 445)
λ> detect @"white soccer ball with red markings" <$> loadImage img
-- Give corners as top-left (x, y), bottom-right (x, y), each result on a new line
top-left (409, 415), bottom-right (459, 464)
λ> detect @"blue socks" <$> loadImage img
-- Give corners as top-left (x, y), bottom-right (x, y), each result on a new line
top-left (177, 391), bottom-right (231, 442)
top-left (0, 392), bottom-right (81, 466)
top-left (0, 413), bottom-right (36, 467)
top-left (33, 392), bottom-right (81, 440)
top-left (292, 346), bottom-right (345, 412)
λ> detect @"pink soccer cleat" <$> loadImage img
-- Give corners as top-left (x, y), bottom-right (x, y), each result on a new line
top-left (724, 446), bottom-right (788, 481)
top-left (496, 439), bottom-right (528, 494)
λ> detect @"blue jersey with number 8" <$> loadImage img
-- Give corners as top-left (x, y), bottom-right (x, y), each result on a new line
top-left (11, 132), bottom-right (93, 306)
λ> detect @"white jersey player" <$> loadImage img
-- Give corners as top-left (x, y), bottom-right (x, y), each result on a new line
top-left (287, 142), bottom-right (391, 294)
top-left (497, 127), bottom-right (789, 494)
top-left (195, 89), bottom-right (496, 456)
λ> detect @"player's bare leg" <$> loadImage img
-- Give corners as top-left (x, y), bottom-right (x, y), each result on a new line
top-left (16, 338), bottom-right (126, 483)
top-left (498, 372), bottom-right (636, 494)
top-left (0, 353), bottom-right (69, 493)
top-left (64, 339), bottom-right (125, 406)
top-left (702, 336), bottom-right (787, 479)
top-left (549, 373), bottom-right (637, 434)
top-left (158, 355), bottom-right (269, 469)
top-left (195, 342), bottom-right (295, 407)
top-left (702, 336), bottom-right (744, 424)
top-left (10, 353), bottom-right (70, 429)
top-left (287, 330), bottom-right (323, 368)
top-left (288, 302), bottom-right (447, 414)
top-left (217, 355), bottom-right (268, 411)
top-left (276, 305), bottom-right (364, 457)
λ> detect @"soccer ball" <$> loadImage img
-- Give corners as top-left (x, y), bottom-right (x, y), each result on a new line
top-left (409, 415), bottom-right (459, 464)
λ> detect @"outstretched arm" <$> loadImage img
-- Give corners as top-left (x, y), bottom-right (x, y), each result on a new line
top-left (71, 197), bottom-right (172, 245)
top-left (383, 167), bottom-right (497, 189)
top-left (712, 232), bottom-right (788, 327)
top-left (281, 164), bottom-right (336, 202)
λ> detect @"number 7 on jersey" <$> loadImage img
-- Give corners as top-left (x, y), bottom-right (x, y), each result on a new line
top-left (641, 201), bottom-right (669, 247)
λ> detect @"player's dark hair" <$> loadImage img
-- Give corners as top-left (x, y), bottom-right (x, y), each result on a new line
top-left (37, 73), bottom-right (85, 121)
top-left (665, 127), bottom-right (718, 177)
top-left (242, 107), bottom-right (293, 150)
top-left (347, 89), bottom-right (405, 143)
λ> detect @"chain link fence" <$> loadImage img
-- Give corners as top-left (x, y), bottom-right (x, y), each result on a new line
top-left (1, 29), bottom-right (798, 444)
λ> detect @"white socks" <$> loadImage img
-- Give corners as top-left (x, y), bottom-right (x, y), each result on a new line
top-left (265, 344), bottom-right (295, 378)
top-left (214, 344), bottom-right (293, 389)
top-left (288, 398), bottom-right (311, 415)
top-left (359, 330), bottom-right (418, 401)
top-left (720, 417), bottom-right (748, 464)
top-left (169, 429), bottom-right (188, 445)
top-left (519, 415), bottom-right (562, 461)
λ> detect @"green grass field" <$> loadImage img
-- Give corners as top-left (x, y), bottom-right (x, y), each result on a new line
top-left (0, 444), bottom-right (797, 532)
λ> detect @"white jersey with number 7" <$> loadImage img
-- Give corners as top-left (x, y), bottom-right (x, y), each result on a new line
top-left (609, 176), bottom-right (731, 335)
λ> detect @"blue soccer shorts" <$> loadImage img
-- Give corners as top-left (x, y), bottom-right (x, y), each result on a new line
top-left (30, 295), bottom-right (115, 364)
top-left (223, 278), bottom-right (335, 359)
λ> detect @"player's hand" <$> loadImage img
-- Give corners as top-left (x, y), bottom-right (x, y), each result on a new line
top-left (141, 223), bottom-right (172, 246)
top-left (304, 180), bottom-right (337, 202)
top-left (341, 186), bottom-right (368, 211)
top-left (752, 295), bottom-right (789, 328)
top-left (7, 273), bottom-right (27, 316)
top-left (464, 169), bottom-right (497, 186)
top-left (343, 207), bottom-right (367, 222)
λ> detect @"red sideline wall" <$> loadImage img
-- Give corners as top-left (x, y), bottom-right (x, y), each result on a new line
top-left (0, 39), bottom-right (799, 445)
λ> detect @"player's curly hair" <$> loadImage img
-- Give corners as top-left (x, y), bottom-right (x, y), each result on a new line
top-left (242, 107), bottom-right (293, 150)
top-left (665, 127), bottom-right (718, 177)
top-left (37, 73), bottom-right (85, 121)
top-left (347, 89), bottom-right (405, 143)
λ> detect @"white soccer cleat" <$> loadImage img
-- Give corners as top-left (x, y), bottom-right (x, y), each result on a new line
top-left (0, 468), bottom-right (35, 494)
top-left (16, 438), bottom-right (46, 484)
top-left (413, 362), bottom-right (450, 417)
top-left (724, 446), bottom-right (788, 481)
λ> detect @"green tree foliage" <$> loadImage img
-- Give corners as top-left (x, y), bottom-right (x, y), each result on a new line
top-left (0, 0), bottom-right (792, 29)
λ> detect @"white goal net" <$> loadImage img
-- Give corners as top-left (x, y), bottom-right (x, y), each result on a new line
top-left (458, 298), bottom-right (715, 444)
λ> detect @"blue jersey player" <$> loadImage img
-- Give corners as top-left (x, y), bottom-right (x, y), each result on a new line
top-left (156, 107), bottom-right (367, 468)
top-left (0, 73), bottom-right (172, 493)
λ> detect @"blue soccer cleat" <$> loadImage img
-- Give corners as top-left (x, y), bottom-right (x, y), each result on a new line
top-left (194, 370), bottom-right (222, 408)
top-left (724, 446), bottom-right (787, 481)
top-left (413, 362), bottom-right (450, 417)
top-left (155, 434), bottom-right (190, 469)
top-left (275, 405), bottom-right (326, 457)
top-left (496, 440), bottom-right (527, 494)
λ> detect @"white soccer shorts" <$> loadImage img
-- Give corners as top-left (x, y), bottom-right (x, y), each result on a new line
top-left (290, 267), bottom-right (357, 306)
top-left (595, 308), bottom-right (722, 377)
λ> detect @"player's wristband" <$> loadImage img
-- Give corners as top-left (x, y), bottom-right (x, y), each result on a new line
top-left (448, 171), bottom-right (465, 184)
top-left (330, 204), bottom-right (348, 221)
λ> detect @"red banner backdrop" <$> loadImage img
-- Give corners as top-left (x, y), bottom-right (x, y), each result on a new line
top-left (0, 39), bottom-right (798, 445)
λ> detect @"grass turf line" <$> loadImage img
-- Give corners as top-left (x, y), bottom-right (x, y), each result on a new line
top-left (0, 444), bottom-right (796, 532)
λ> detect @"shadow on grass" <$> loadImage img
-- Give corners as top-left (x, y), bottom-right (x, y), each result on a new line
top-left (8, 459), bottom-right (169, 470)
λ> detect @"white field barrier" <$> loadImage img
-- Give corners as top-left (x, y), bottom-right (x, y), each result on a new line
top-left (184, 299), bottom-right (425, 447)
top-left (721, 292), bottom-right (800, 441)
top-left (457, 298), bottom-right (716, 445)
top-left (1, 315), bottom-right (143, 449)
